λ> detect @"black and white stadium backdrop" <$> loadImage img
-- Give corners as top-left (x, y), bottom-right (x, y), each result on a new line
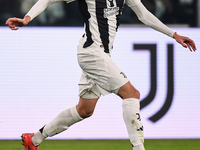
top-left (0, 27), bottom-right (199, 139)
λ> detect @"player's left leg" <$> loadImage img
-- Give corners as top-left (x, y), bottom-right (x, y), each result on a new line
top-left (118, 82), bottom-right (145, 150)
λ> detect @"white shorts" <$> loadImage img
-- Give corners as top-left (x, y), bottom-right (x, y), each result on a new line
top-left (77, 43), bottom-right (129, 98)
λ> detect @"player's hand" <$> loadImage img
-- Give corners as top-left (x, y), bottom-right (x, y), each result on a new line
top-left (5, 16), bottom-right (31, 30)
top-left (173, 32), bottom-right (197, 52)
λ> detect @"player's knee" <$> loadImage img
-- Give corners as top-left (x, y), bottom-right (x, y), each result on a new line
top-left (76, 96), bottom-right (98, 119)
top-left (76, 106), bottom-right (94, 118)
top-left (118, 83), bottom-right (140, 99)
top-left (124, 87), bottom-right (140, 99)
top-left (133, 89), bottom-right (140, 99)
top-left (118, 82), bottom-right (139, 99)
top-left (79, 109), bottom-right (94, 118)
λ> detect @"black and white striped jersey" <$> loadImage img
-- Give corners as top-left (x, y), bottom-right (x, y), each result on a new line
top-left (77, 0), bottom-right (125, 53)
top-left (27, 0), bottom-right (174, 53)
top-left (26, 0), bottom-right (141, 53)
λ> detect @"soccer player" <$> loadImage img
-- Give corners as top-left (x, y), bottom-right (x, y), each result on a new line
top-left (6, 0), bottom-right (196, 150)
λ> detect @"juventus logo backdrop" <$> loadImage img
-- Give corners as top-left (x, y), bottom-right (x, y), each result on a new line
top-left (0, 27), bottom-right (199, 139)
top-left (133, 44), bottom-right (174, 123)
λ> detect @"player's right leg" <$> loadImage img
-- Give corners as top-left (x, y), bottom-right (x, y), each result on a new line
top-left (22, 96), bottom-right (99, 150)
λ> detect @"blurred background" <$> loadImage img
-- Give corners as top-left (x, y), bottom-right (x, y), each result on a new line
top-left (0, 0), bottom-right (199, 27)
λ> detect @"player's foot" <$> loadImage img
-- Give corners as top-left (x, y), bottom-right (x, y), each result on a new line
top-left (21, 133), bottom-right (39, 150)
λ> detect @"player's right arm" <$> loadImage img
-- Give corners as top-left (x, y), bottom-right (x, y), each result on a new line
top-left (5, 0), bottom-right (64, 30)
top-left (6, 16), bottom-right (31, 30)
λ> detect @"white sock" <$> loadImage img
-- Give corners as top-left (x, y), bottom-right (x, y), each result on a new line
top-left (32, 131), bottom-right (45, 146)
top-left (32, 106), bottom-right (83, 146)
top-left (122, 98), bottom-right (145, 150)
top-left (133, 144), bottom-right (145, 150)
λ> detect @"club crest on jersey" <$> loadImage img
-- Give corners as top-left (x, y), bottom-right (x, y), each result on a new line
top-left (104, 7), bottom-right (119, 18)
top-left (103, 0), bottom-right (119, 18)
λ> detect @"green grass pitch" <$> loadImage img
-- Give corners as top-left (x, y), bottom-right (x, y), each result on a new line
top-left (0, 139), bottom-right (199, 150)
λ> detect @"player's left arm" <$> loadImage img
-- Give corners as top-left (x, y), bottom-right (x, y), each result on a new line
top-left (125, 0), bottom-right (197, 51)
top-left (173, 32), bottom-right (196, 52)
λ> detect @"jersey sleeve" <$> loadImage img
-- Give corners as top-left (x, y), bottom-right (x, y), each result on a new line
top-left (25, 0), bottom-right (75, 21)
top-left (125, 0), bottom-right (141, 7)
top-left (125, 0), bottom-right (175, 38)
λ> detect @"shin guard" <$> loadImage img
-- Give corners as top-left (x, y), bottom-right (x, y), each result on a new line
top-left (42, 106), bottom-right (83, 137)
